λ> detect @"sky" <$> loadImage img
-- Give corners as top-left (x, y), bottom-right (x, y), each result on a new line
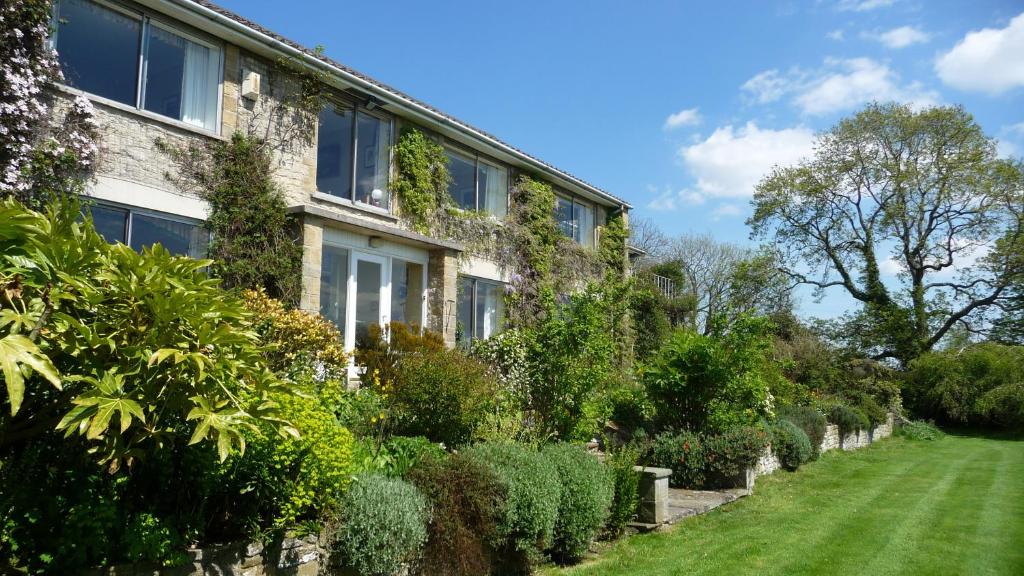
top-left (216, 0), bottom-right (1024, 320)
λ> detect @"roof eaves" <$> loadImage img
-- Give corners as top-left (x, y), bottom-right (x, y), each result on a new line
top-left (178, 0), bottom-right (631, 209)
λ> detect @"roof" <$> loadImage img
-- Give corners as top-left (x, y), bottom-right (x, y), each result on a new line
top-left (176, 0), bottom-right (631, 209)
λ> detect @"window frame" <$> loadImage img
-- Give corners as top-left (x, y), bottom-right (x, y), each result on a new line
top-left (443, 143), bottom-right (509, 216)
top-left (554, 192), bottom-right (598, 247)
top-left (52, 0), bottom-right (225, 134)
top-left (456, 275), bottom-right (505, 343)
top-left (316, 98), bottom-right (395, 212)
top-left (85, 199), bottom-right (210, 257)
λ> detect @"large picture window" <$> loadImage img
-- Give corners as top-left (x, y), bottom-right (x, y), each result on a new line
top-left (53, 0), bottom-right (223, 131)
top-left (456, 276), bottom-right (504, 343)
top-left (555, 195), bottom-right (596, 247)
top-left (445, 149), bottom-right (508, 217)
top-left (317, 104), bottom-right (392, 210)
top-left (85, 202), bottom-right (209, 258)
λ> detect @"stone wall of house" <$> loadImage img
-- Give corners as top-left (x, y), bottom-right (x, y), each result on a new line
top-left (83, 534), bottom-right (323, 576)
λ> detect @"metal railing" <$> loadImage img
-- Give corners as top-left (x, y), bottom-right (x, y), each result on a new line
top-left (652, 274), bottom-right (677, 299)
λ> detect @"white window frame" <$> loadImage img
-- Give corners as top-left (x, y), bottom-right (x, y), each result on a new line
top-left (456, 275), bottom-right (505, 343)
top-left (52, 0), bottom-right (225, 134)
top-left (555, 193), bottom-right (597, 247)
top-left (85, 199), bottom-right (209, 257)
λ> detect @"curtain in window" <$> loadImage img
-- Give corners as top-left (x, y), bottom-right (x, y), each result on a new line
top-left (577, 202), bottom-right (595, 247)
top-left (480, 163), bottom-right (508, 217)
top-left (181, 38), bottom-right (218, 130)
top-left (476, 281), bottom-right (502, 339)
top-left (372, 117), bottom-right (391, 209)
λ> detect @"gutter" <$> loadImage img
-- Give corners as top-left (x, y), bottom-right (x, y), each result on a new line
top-left (156, 0), bottom-right (631, 210)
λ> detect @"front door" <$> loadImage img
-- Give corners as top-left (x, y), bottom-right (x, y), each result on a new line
top-left (346, 252), bottom-right (390, 352)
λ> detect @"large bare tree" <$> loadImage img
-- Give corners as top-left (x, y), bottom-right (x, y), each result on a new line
top-left (751, 103), bottom-right (1024, 363)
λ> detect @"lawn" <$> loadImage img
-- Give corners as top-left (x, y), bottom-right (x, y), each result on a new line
top-left (544, 433), bottom-right (1024, 576)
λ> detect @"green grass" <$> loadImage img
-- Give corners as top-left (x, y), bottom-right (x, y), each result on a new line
top-left (543, 433), bottom-right (1024, 576)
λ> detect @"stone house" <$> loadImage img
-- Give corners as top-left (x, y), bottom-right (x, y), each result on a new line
top-left (48, 0), bottom-right (631, 369)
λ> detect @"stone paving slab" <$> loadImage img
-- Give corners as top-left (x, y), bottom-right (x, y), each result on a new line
top-left (629, 487), bottom-right (748, 532)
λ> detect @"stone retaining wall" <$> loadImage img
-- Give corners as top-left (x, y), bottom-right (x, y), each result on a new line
top-left (83, 534), bottom-right (323, 576)
top-left (754, 412), bottom-right (898, 486)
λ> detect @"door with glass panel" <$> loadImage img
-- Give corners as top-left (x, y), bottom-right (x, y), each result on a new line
top-left (348, 252), bottom-right (389, 351)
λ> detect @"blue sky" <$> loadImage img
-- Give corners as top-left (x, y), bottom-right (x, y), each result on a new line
top-left (217, 0), bottom-right (1024, 319)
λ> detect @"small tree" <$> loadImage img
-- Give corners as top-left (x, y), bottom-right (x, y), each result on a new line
top-left (751, 103), bottom-right (1024, 364)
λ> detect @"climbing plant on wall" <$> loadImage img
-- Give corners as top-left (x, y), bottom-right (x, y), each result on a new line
top-left (159, 55), bottom-right (327, 306)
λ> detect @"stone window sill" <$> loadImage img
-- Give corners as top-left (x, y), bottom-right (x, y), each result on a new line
top-left (311, 191), bottom-right (399, 222)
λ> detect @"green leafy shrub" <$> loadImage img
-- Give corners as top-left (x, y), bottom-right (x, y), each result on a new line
top-left (777, 405), bottom-right (826, 457)
top-left (904, 343), bottom-right (1024, 429)
top-left (354, 436), bottom-right (446, 478)
top-left (647, 426), bottom-right (769, 489)
top-left (223, 376), bottom-right (356, 529)
top-left (356, 322), bottom-right (445, 391)
top-left (122, 513), bottom-right (187, 567)
top-left (827, 403), bottom-right (870, 436)
top-left (772, 420), bottom-right (812, 471)
top-left (389, 349), bottom-right (497, 447)
top-left (461, 442), bottom-right (562, 571)
top-left (643, 316), bottom-right (777, 434)
top-left (603, 443), bottom-right (641, 539)
top-left (849, 390), bottom-right (888, 427)
top-left (332, 473), bottom-right (430, 576)
top-left (898, 420), bottom-right (945, 441)
top-left (391, 127), bottom-right (452, 234)
top-left (542, 444), bottom-right (614, 562)
top-left (407, 453), bottom-right (505, 576)
top-left (242, 288), bottom-right (348, 378)
top-left (701, 426), bottom-right (770, 487)
top-left (1, 198), bottom-right (287, 466)
top-left (648, 431), bottom-right (705, 488)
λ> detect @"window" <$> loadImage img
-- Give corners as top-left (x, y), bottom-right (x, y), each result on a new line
top-left (316, 104), bottom-right (392, 210)
top-left (85, 203), bottom-right (209, 258)
top-left (456, 276), bottom-right (504, 343)
top-left (445, 149), bottom-right (508, 217)
top-left (555, 195), bottom-right (596, 247)
top-left (391, 259), bottom-right (424, 327)
top-left (319, 245), bottom-right (349, 333)
top-left (53, 0), bottom-right (223, 131)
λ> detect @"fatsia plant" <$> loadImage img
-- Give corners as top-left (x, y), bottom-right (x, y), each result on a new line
top-left (0, 197), bottom-right (293, 468)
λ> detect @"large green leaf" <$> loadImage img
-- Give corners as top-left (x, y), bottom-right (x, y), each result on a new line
top-left (0, 334), bottom-right (61, 415)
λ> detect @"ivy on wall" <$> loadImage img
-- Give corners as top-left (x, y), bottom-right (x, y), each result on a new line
top-left (392, 127), bottom-right (451, 234)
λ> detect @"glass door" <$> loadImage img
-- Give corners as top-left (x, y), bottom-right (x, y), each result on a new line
top-left (346, 252), bottom-right (390, 352)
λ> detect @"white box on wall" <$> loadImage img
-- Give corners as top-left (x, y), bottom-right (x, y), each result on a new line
top-left (241, 68), bottom-right (261, 101)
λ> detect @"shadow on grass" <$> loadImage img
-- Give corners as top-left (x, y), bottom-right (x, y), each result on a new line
top-left (932, 427), bottom-right (1024, 442)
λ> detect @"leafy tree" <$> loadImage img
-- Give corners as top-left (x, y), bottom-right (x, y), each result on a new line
top-left (656, 234), bottom-right (792, 334)
top-left (751, 103), bottom-right (1024, 364)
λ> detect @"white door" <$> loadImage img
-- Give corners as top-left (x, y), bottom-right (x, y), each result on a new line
top-left (345, 251), bottom-right (390, 353)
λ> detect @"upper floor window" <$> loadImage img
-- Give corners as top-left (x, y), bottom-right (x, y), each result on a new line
top-left (85, 202), bottom-right (209, 259)
top-left (317, 104), bottom-right (392, 210)
top-left (52, 0), bottom-right (223, 132)
top-left (555, 195), bottom-right (596, 247)
top-left (445, 148), bottom-right (508, 218)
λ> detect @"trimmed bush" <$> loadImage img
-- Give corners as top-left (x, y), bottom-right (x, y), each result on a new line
top-left (898, 420), bottom-right (945, 441)
top-left (827, 403), bottom-right (870, 436)
top-left (407, 454), bottom-right (505, 576)
top-left (332, 473), bottom-right (430, 576)
top-left (772, 420), bottom-right (812, 471)
top-left (542, 444), bottom-right (614, 563)
top-left (242, 288), bottom-right (348, 378)
top-left (603, 444), bottom-right (641, 539)
top-left (461, 442), bottom-right (562, 571)
top-left (777, 405), bottom-right (827, 458)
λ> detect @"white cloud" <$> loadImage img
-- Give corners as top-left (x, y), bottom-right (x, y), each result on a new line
top-left (678, 122), bottom-right (816, 201)
top-left (936, 13), bottom-right (1024, 95)
top-left (663, 107), bottom-right (702, 130)
top-left (870, 26), bottom-right (930, 49)
top-left (1008, 122), bottom-right (1024, 136)
top-left (997, 122), bottom-right (1024, 158)
top-left (742, 69), bottom-right (800, 104)
top-left (646, 188), bottom-right (706, 211)
top-left (744, 58), bottom-right (940, 116)
top-left (836, 0), bottom-right (896, 12)
top-left (827, 29), bottom-right (845, 41)
top-left (711, 203), bottom-right (744, 220)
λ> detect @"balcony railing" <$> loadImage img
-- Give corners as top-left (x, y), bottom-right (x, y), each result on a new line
top-left (652, 274), bottom-right (677, 299)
